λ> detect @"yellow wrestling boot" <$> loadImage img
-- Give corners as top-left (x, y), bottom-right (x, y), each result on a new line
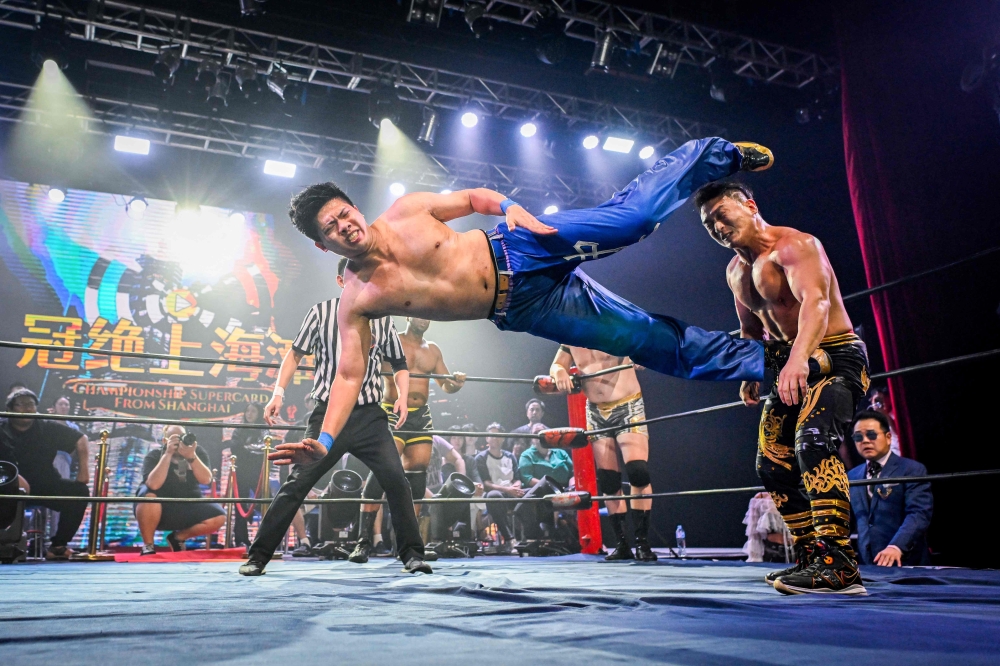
top-left (735, 142), bottom-right (774, 172)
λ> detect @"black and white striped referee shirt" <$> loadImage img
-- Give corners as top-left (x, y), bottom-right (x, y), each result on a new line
top-left (290, 299), bottom-right (407, 404)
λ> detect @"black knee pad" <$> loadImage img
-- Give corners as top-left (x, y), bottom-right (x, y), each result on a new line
top-left (596, 468), bottom-right (623, 496)
top-left (405, 469), bottom-right (427, 501)
top-left (624, 460), bottom-right (651, 489)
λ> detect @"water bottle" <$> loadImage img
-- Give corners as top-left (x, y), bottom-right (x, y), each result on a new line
top-left (675, 525), bottom-right (687, 557)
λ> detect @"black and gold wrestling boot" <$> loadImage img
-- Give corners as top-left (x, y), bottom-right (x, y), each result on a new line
top-left (773, 539), bottom-right (867, 596)
top-left (764, 542), bottom-right (814, 586)
top-left (735, 142), bottom-right (774, 172)
top-left (348, 539), bottom-right (371, 564)
top-left (238, 559), bottom-right (266, 576)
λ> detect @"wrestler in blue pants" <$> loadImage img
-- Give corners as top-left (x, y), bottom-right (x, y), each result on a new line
top-left (488, 136), bottom-right (764, 381)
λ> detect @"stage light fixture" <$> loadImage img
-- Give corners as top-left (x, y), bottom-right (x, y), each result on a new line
top-left (229, 212), bottom-right (246, 224)
top-left (582, 135), bottom-right (599, 150)
top-left (47, 187), bottom-right (66, 204)
top-left (535, 14), bottom-right (568, 66)
top-left (418, 107), bottom-right (439, 146)
top-left (31, 18), bottom-right (69, 72)
top-left (464, 3), bottom-right (490, 38)
top-left (543, 205), bottom-right (559, 214)
top-left (114, 135), bottom-right (151, 155)
top-left (263, 159), bottom-right (296, 178)
top-left (389, 182), bottom-right (406, 197)
top-left (152, 45), bottom-right (182, 84)
top-left (440, 189), bottom-right (452, 194)
top-left (520, 122), bottom-right (537, 138)
top-left (369, 82), bottom-right (402, 128)
top-left (267, 64), bottom-right (290, 100)
top-left (42, 59), bottom-right (60, 76)
top-left (709, 84), bottom-right (726, 103)
top-left (126, 196), bottom-right (148, 220)
top-left (240, 0), bottom-right (266, 16)
top-left (591, 30), bottom-right (614, 71)
top-left (234, 60), bottom-right (264, 104)
top-left (196, 57), bottom-right (221, 87)
top-left (207, 73), bottom-right (230, 112)
top-left (461, 111), bottom-right (479, 128)
top-left (638, 145), bottom-right (655, 160)
top-left (603, 136), bottom-right (634, 153)
top-left (408, 0), bottom-right (444, 27)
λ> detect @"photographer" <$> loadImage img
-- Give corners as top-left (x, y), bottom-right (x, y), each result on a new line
top-left (134, 425), bottom-right (224, 555)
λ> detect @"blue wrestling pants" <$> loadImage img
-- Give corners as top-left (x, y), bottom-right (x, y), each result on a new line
top-left (486, 136), bottom-right (764, 382)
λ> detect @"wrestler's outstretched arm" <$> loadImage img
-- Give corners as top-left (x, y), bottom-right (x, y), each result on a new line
top-left (386, 189), bottom-right (556, 235)
top-left (270, 297), bottom-right (371, 465)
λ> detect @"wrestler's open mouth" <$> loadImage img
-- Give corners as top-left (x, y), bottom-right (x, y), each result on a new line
top-left (344, 229), bottom-right (361, 243)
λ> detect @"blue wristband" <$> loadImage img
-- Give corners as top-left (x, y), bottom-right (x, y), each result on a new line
top-left (318, 432), bottom-right (334, 450)
top-left (499, 198), bottom-right (519, 214)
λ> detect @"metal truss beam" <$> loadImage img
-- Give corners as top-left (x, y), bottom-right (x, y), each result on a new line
top-left (0, 0), bottom-right (724, 148)
top-left (438, 1), bottom-right (837, 89)
top-left (0, 80), bottom-right (620, 207)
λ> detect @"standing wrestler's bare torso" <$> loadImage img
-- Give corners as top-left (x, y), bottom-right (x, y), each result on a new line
top-left (568, 347), bottom-right (642, 404)
top-left (344, 214), bottom-right (496, 322)
top-left (726, 228), bottom-right (852, 342)
top-left (382, 333), bottom-right (444, 409)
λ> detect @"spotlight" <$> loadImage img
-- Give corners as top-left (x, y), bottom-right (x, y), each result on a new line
top-left (229, 212), bottom-right (246, 224)
top-left (369, 82), bottom-right (402, 128)
top-left (47, 187), bottom-right (66, 204)
top-left (267, 64), bottom-right (290, 100)
top-left (461, 111), bottom-right (479, 128)
top-left (263, 159), bottom-right (296, 178)
top-left (31, 18), bottom-right (69, 72)
top-left (152, 45), bottom-right (182, 84)
top-left (389, 182), bottom-right (406, 197)
top-left (207, 73), bottom-right (230, 112)
top-left (126, 196), bottom-right (148, 220)
top-left (196, 56), bottom-right (221, 87)
top-left (591, 30), bottom-right (614, 71)
top-left (638, 145), bottom-right (655, 160)
top-left (42, 59), bottom-right (60, 76)
top-left (440, 189), bottom-right (453, 194)
top-left (709, 83), bottom-right (726, 103)
top-left (602, 136), bottom-right (634, 153)
top-left (795, 107), bottom-right (811, 124)
top-left (239, 0), bottom-right (266, 16)
top-left (464, 3), bottom-right (490, 38)
top-left (519, 122), bottom-right (537, 138)
top-left (648, 43), bottom-right (680, 79)
top-left (114, 135), bottom-right (151, 155)
top-left (582, 135), bottom-right (599, 150)
top-left (543, 205), bottom-right (559, 215)
top-left (535, 14), bottom-right (568, 66)
top-left (418, 106), bottom-right (439, 146)
top-left (234, 60), bottom-right (264, 104)
top-left (408, 0), bottom-right (444, 27)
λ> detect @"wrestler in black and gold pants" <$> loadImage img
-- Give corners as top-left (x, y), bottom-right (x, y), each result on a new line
top-left (757, 333), bottom-right (870, 555)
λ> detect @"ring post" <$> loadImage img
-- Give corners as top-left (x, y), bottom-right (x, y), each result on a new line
top-left (566, 370), bottom-right (603, 554)
top-left (72, 430), bottom-right (114, 561)
top-left (224, 455), bottom-right (237, 549)
top-left (97, 466), bottom-right (111, 551)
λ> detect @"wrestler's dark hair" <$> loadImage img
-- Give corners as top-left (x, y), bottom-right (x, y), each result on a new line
top-left (289, 182), bottom-right (356, 243)
top-left (692, 180), bottom-right (754, 216)
top-left (337, 257), bottom-right (348, 278)
top-left (851, 410), bottom-right (892, 435)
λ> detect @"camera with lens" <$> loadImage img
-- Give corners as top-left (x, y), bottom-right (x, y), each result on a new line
top-left (181, 432), bottom-right (197, 447)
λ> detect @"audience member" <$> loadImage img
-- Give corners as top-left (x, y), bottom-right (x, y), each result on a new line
top-left (518, 423), bottom-right (574, 489)
top-left (0, 388), bottom-right (90, 559)
top-left (848, 410), bottom-right (932, 566)
top-left (448, 425), bottom-right (479, 483)
top-left (868, 387), bottom-right (902, 455)
top-left (475, 423), bottom-right (523, 550)
top-left (508, 399), bottom-right (548, 451)
top-left (464, 423), bottom-right (486, 453)
top-left (134, 425), bottom-right (224, 555)
top-left (428, 435), bottom-right (466, 494)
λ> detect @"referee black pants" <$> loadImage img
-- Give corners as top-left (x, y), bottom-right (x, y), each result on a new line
top-left (247, 401), bottom-right (424, 565)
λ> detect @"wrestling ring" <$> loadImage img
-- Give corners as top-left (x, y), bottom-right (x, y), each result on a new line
top-left (1, 247), bottom-right (999, 665)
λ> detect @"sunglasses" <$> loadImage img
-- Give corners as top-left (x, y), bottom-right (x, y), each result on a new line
top-left (852, 429), bottom-right (881, 443)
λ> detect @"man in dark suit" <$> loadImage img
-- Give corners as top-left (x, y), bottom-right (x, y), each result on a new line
top-left (848, 410), bottom-right (933, 566)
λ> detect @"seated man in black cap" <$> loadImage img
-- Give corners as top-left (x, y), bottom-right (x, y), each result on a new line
top-left (0, 388), bottom-right (90, 559)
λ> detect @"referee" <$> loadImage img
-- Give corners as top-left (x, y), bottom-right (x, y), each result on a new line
top-left (240, 258), bottom-right (431, 576)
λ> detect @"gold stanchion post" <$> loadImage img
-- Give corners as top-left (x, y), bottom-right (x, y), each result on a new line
top-left (97, 466), bottom-right (111, 551)
top-left (224, 456), bottom-right (237, 549)
top-left (260, 436), bottom-right (272, 518)
top-left (72, 430), bottom-right (115, 561)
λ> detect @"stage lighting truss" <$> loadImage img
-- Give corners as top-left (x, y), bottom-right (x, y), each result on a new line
top-left (0, 80), bottom-right (616, 207)
top-left (0, 0), bottom-right (724, 148)
top-left (406, 0), bottom-right (444, 28)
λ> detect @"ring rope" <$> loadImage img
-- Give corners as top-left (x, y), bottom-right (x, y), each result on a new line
top-left (842, 245), bottom-right (1000, 302)
top-left (8, 468), bottom-right (999, 507)
top-left (1, 348), bottom-right (997, 440)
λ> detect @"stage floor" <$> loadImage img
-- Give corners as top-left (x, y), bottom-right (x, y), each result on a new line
top-left (1, 556), bottom-right (998, 665)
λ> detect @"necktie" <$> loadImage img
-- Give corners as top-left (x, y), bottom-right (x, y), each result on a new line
top-left (867, 461), bottom-right (882, 497)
